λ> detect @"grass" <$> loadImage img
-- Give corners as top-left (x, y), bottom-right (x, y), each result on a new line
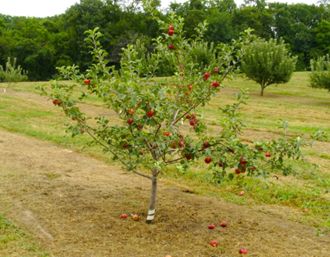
top-left (0, 72), bottom-right (329, 252)
top-left (0, 214), bottom-right (49, 257)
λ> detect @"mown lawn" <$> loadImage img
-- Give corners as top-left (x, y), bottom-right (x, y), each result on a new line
top-left (0, 72), bottom-right (329, 254)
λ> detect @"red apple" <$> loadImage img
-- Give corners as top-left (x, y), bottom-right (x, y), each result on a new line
top-left (265, 151), bottom-right (271, 158)
top-left (235, 168), bottom-right (241, 174)
top-left (239, 191), bottom-right (245, 196)
top-left (211, 81), bottom-right (220, 88)
top-left (127, 118), bottom-right (134, 125)
top-left (83, 79), bottom-right (91, 85)
top-left (239, 248), bottom-right (248, 254)
top-left (189, 118), bottom-right (197, 126)
top-left (239, 157), bottom-right (247, 165)
top-left (213, 66), bottom-right (220, 74)
top-left (220, 221), bottom-right (227, 227)
top-left (208, 224), bottom-right (216, 230)
top-left (128, 108), bottom-right (135, 115)
top-left (120, 213), bottom-right (128, 219)
top-left (188, 84), bottom-right (193, 90)
top-left (203, 141), bottom-right (210, 149)
top-left (168, 24), bottom-right (174, 30)
top-left (163, 131), bottom-right (172, 137)
top-left (204, 156), bottom-right (212, 164)
top-left (52, 99), bottom-right (62, 106)
top-left (168, 29), bottom-right (174, 36)
top-left (209, 240), bottom-right (219, 247)
top-left (168, 44), bottom-right (175, 50)
top-left (203, 72), bottom-right (210, 81)
top-left (178, 139), bottom-right (185, 148)
top-left (146, 109), bottom-right (155, 118)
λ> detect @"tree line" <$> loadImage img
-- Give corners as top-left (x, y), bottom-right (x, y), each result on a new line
top-left (0, 0), bottom-right (329, 81)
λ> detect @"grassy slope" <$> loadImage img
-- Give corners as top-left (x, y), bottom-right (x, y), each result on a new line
top-left (0, 72), bottom-right (329, 253)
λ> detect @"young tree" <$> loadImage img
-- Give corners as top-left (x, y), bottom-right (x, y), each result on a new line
top-left (310, 54), bottom-right (330, 91)
top-left (42, 11), bottom-right (303, 223)
top-left (0, 57), bottom-right (28, 93)
top-left (241, 37), bottom-right (297, 96)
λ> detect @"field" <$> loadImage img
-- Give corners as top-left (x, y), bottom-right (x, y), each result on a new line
top-left (0, 72), bottom-right (329, 257)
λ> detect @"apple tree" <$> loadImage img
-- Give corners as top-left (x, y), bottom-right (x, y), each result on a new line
top-left (42, 12), bottom-right (303, 223)
top-left (310, 54), bottom-right (330, 92)
top-left (241, 37), bottom-right (297, 96)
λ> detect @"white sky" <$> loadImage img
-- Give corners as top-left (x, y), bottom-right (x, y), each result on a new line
top-left (0, 0), bottom-right (321, 18)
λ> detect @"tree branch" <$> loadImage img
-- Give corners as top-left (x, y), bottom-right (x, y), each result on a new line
top-left (133, 170), bottom-right (152, 180)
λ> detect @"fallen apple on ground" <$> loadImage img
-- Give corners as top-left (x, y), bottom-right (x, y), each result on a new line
top-left (209, 240), bottom-right (219, 247)
top-left (52, 99), bottom-right (61, 106)
top-left (220, 221), bottom-right (228, 227)
top-left (120, 213), bottom-right (128, 219)
top-left (239, 248), bottom-right (248, 254)
top-left (131, 214), bottom-right (140, 221)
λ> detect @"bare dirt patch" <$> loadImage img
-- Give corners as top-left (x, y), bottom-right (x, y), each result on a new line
top-left (0, 129), bottom-right (329, 257)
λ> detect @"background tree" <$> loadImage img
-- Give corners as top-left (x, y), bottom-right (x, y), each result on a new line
top-left (0, 0), bottom-right (329, 80)
top-left (310, 54), bottom-right (330, 91)
top-left (234, 0), bottom-right (274, 40)
top-left (241, 37), bottom-right (297, 96)
top-left (313, 20), bottom-right (330, 56)
top-left (205, 0), bottom-right (237, 43)
top-left (269, 3), bottom-right (328, 70)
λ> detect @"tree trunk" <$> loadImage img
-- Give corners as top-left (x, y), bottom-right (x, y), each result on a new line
top-left (146, 168), bottom-right (158, 224)
top-left (260, 86), bottom-right (265, 96)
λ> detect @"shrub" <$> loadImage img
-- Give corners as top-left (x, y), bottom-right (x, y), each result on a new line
top-left (0, 57), bottom-right (28, 82)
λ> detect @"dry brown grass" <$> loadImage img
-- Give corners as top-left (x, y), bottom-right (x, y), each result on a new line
top-left (0, 130), bottom-right (329, 257)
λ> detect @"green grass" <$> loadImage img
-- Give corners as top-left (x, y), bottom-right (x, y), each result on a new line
top-left (162, 158), bottom-right (330, 228)
top-left (216, 73), bottom-right (330, 137)
top-left (0, 214), bottom-right (49, 257)
top-left (0, 72), bottom-right (329, 234)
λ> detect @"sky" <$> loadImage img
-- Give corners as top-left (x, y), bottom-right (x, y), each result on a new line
top-left (0, 0), bottom-right (321, 18)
